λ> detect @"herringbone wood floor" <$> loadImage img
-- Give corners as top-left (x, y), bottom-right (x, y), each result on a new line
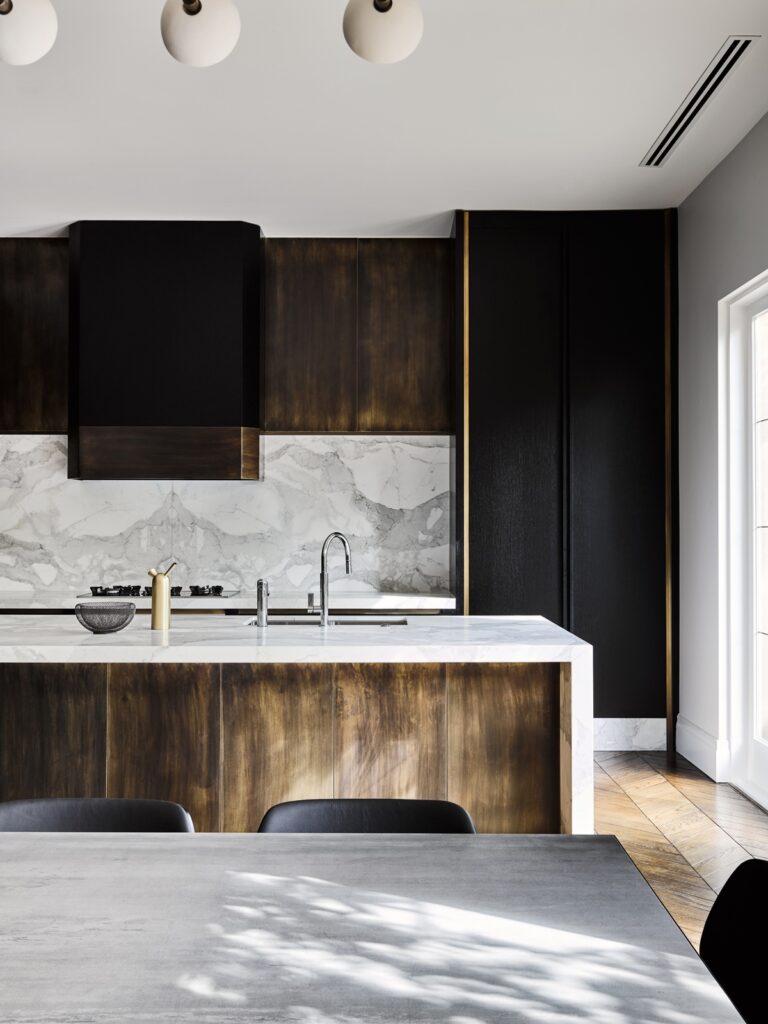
top-left (595, 751), bottom-right (768, 949)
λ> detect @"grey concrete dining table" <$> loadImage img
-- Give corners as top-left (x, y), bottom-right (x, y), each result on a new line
top-left (0, 833), bottom-right (740, 1024)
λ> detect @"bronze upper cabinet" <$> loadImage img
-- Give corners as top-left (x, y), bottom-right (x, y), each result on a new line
top-left (358, 239), bottom-right (453, 432)
top-left (0, 238), bottom-right (68, 433)
top-left (264, 237), bottom-right (453, 433)
top-left (264, 239), bottom-right (358, 432)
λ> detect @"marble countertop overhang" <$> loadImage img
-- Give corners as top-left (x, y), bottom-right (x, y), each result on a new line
top-left (0, 613), bottom-right (591, 665)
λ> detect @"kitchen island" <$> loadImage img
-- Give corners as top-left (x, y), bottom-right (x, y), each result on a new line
top-left (0, 615), bottom-right (593, 835)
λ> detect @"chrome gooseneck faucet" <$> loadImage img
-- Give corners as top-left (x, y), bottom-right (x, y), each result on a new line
top-left (320, 532), bottom-right (352, 627)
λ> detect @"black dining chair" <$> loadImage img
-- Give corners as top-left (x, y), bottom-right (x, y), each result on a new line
top-left (258, 798), bottom-right (476, 833)
top-left (699, 857), bottom-right (766, 1024)
top-left (0, 798), bottom-right (195, 832)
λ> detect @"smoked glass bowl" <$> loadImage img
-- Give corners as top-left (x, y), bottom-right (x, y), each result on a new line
top-left (75, 602), bottom-right (135, 634)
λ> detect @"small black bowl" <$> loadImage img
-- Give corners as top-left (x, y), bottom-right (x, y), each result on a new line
top-left (75, 602), bottom-right (135, 634)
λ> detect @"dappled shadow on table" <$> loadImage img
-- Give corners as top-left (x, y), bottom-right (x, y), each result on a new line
top-left (176, 871), bottom-right (730, 1023)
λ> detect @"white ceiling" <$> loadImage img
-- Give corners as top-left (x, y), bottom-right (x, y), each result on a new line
top-left (3, 0), bottom-right (768, 237)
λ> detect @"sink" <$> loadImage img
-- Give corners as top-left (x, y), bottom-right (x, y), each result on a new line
top-left (245, 615), bottom-right (408, 628)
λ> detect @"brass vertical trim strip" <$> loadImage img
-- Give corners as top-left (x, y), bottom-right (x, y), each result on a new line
top-left (331, 666), bottom-right (336, 798)
top-left (463, 212), bottom-right (470, 615)
top-left (218, 664), bottom-right (224, 833)
top-left (444, 664), bottom-right (449, 801)
top-left (664, 211), bottom-right (675, 756)
top-left (105, 664), bottom-right (110, 796)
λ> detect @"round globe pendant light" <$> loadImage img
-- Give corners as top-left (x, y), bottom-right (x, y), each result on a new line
top-left (161, 0), bottom-right (240, 68)
top-left (343, 0), bottom-right (423, 65)
top-left (0, 0), bottom-right (57, 66)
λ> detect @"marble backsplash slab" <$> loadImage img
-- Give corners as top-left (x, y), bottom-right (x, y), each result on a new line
top-left (0, 435), bottom-right (452, 595)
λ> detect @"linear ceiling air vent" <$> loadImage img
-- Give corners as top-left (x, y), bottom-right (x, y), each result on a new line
top-left (641, 35), bottom-right (759, 167)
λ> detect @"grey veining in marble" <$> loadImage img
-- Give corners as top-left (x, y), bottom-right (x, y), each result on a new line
top-left (0, 435), bottom-right (173, 592)
top-left (0, 434), bottom-right (451, 595)
top-left (0, 834), bottom-right (739, 1023)
top-left (594, 717), bottom-right (667, 751)
top-left (172, 435), bottom-right (451, 593)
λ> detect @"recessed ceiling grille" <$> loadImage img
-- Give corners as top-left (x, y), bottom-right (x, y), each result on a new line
top-left (641, 35), bottom-right (759, 167)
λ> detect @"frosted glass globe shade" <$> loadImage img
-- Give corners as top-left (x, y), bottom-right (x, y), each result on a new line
top-left (0, 0), bottom-right (58, 67)
top-left (161, 0), bottom-right (240, 68)
top-left (343, 0), bottom-right (423, 65)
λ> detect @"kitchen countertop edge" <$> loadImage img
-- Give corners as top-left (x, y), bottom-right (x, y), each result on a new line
top-left (0, 613), bottom-right (591, 664)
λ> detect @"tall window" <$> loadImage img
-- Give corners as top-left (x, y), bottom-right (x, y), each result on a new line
top-left (754, 310), bottom-right (768, 741)
top-left (721, 274), bottom-right (768, 807)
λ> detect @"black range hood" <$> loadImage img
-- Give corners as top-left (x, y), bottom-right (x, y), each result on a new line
top-left (69, 221), bottom-right (262, 480)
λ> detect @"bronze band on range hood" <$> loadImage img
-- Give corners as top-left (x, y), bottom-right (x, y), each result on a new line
top-left (76, 426), bottom-right (261, 480)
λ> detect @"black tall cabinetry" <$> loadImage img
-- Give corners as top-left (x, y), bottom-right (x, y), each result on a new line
top-left (468, 215), bottom-right (565, 626)
top-left (460, 210), bottom-right (675, 722)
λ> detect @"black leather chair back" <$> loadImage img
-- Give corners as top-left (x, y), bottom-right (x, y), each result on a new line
top-left (699, 857), bottom-right (767, 1024)
top-left (258, 798), bottom-right (476, 833)
top-left (0, 798), bottom-right (195, 832)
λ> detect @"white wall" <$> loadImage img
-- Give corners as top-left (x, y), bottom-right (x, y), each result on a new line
top-left (678, 111), bottom-right (768, 776)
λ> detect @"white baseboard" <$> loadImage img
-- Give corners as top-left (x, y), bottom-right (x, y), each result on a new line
top-left (675, 715), bottom-right (730, 780)
top-left (730, 775), bottom-right (768, 812)
top-left (594, 718), bottom-right (666, 751)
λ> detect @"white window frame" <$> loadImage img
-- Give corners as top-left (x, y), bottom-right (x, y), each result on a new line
top-left (719, 267), bottom-right (768, 808)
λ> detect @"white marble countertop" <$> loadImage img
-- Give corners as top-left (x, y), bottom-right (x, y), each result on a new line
top-left (0, 589), bottom-right (456, 612)
top-left (0, 613), bottom-right (589, 664)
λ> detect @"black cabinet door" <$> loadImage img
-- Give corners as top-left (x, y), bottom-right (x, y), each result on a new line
top-left (0, 239), bottom-right (68, 433)
top-left (468, 214), bottom-right (565, 622)
top-left (462, 210), bottom-right (673, 721)
top-left (567, 212), bottom-right (668, 718)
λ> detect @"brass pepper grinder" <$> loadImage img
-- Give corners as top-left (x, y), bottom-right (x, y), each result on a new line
top-left (148, 562), bottom-right (177, 631)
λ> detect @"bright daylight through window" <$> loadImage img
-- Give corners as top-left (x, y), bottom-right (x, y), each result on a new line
top-left (755, 311), bottom-right (768, 740)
